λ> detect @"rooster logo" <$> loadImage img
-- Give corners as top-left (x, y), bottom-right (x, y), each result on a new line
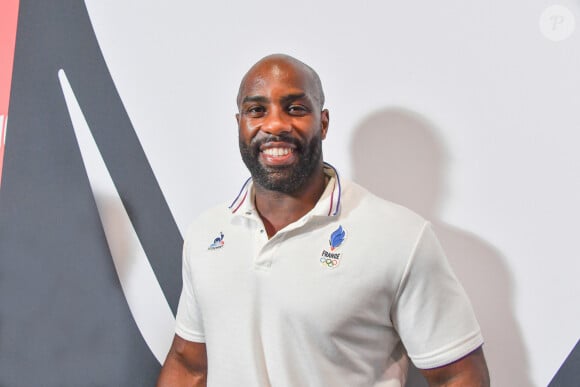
top-left (208, 232), bottom-right (225, 250)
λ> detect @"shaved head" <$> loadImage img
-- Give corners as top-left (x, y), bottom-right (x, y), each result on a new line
top-left (237, 54), bottom-right (325, 109)
top-left (235, 53), bottom-right (329, 194)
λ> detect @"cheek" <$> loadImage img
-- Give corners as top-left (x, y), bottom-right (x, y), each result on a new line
top-left (245, 121), bottom-right (260, 133)
top-left (238, 120), bottom-right (257, 142)
top-left (296, 120), bottom-right (322, 140)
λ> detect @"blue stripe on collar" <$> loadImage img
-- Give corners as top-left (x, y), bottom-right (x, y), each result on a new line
top-left (228, 176), bottom-right (252, 213)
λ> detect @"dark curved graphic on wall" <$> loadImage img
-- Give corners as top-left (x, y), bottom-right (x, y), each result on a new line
top-left (549, 339), bottom-right (580, 387)
top-left (0, 1), bottom-right (181, 386)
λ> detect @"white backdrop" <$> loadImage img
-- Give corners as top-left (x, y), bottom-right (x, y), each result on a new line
top-left (84, 1), bottom-right (580, 385)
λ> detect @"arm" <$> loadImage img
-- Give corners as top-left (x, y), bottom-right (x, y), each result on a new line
top-left (419, 347), bottom-right (489, 387)
top-left (157, 335), bottom-right (208, 387)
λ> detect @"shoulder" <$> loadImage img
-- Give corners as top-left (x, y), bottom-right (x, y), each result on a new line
top-left (183, 202), bottom-right (231, 244)
top-left (336, 179), bottom-right (431, 272)
top-left (340, 178), bottom-right (426, 233)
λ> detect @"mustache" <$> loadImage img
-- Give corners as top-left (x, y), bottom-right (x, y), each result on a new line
top-left (251, 133), bottom-right (302, 149)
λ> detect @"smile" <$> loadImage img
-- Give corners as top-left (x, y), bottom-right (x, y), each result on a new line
top-left (262, 147), bottom-right (293, 157)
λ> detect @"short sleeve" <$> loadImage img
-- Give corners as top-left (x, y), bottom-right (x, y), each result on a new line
top-left (391, 222), bottom-right (483, 369)
top-left (175, 237), bottom-right (206, 343)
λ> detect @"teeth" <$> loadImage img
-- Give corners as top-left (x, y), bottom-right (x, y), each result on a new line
top-left (263, 147), bottom-right (292, 157)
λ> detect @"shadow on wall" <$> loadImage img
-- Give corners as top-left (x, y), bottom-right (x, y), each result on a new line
top-left (350, 107), bottom-right (533, 387)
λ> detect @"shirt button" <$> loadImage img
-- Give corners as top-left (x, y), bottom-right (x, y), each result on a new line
top-left (259, 229), bottom-right (265, 233)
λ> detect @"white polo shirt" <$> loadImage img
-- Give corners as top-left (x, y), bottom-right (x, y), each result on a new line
top-left (175, 164), bottom-right (483, 387)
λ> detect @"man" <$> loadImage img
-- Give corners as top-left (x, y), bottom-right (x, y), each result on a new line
top-left (157, 54), bottom-right (489, 386)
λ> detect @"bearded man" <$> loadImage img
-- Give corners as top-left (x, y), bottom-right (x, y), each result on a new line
top-left (157, 54), bottom-right (489, 387)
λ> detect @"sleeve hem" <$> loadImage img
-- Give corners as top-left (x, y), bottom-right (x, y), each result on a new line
top-left (410, 330), bottom-right (484, 369)
top-left (175, 327), bottom-right (206, 343)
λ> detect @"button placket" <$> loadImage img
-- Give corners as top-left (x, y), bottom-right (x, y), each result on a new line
top-left (251, 214), bottom-right (313, 270)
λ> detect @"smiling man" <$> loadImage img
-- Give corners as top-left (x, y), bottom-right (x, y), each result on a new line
top-left (157, 54), bottom-right (489, 386)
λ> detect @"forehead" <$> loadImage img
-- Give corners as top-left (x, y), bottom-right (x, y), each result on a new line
top-left (238, 61), bottom-right (317, 102)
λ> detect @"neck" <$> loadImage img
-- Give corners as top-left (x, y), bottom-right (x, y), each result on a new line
top-left (254, 167), bottom-right (327, 238)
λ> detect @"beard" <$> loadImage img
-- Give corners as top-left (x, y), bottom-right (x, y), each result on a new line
top-left (239, 132), bottom-right (323, 194)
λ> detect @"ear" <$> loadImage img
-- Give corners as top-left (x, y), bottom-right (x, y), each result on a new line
top-left (320, 109), bottom-right (329, 140)
top-left (235, 113), bottom-right (240, 126)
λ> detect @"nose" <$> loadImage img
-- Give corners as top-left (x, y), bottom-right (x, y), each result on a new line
top-left (261, 107), bottom-right (291, 135)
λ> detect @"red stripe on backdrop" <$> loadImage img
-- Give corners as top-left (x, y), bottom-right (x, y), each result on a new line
top-left (0, 0), bottom-right (20, 188)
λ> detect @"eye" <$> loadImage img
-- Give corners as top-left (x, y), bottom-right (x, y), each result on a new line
top-left (288, 105), bottom-right (309, 116)
top-left (244, 105), bottom-right (266, 117)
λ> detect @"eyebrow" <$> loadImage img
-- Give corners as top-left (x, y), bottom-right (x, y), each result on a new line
top-left (241, 95), bottom-right (269, 104)
top-left (241, 93), bottom-right (308, 105)
top-left (280, 93), bottom-right (307, 104)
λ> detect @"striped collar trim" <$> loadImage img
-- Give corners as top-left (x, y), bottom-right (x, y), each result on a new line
top-left (228, 162), bottom-right (342, 217)
top-left (324, 162), bottom-right (342, 216)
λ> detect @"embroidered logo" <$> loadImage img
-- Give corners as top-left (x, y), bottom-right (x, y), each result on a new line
top-left (320, 225), bottom-right (346, 269)
top-left (208, 232), bottom-right (224, 250)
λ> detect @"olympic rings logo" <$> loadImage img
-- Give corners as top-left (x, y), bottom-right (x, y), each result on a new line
top-left (320, 256), bottom-right (340, 269)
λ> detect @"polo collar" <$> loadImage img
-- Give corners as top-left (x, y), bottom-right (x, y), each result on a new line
top-left (228, 162), bottom-right (342, 217)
